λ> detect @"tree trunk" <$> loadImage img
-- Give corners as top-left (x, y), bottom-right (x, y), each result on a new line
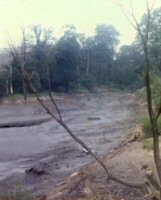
top-left (6, 80), bottom-right (8, 95)
top-left (86, 49), bottom-right (90, 75)
top-left (144, 44), bottom-right (161, 199)
top-left (23, 79), bottom-right (27, 101)
top-left (9, 64), bottom-right (13, 95)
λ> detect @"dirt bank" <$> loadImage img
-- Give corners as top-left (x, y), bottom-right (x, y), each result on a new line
top-left (48, 141), bottom-right (153, 200)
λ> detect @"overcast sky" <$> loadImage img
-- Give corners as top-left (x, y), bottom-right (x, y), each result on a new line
top-left (0, 0), bottom-right (160, 48)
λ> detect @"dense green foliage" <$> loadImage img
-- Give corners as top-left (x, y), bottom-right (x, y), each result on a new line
top-left (0, 70), bottom-right (7, 101)
top-left (2, 7), bottom-right (161, 94)
top-left (113, 45), bottom-right (144, 89)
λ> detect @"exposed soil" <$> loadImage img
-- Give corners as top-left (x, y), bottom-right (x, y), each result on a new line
top-left (0, 90), bottom-right (143, 198)
top-left (48, 141), bottom-right (154, 200)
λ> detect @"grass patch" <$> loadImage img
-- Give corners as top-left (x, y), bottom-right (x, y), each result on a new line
top-left (0, 189), bottom-right (34, 200)
top-left (7, 94), bottom-right (23, 101)
top-left (5, 92), bottom-right (55, 102)
top-left (151, 76), bottom-right (161, 109)
top-left (142, 138), bottom-right (153, 150)
top-left (139, 76), bottom-right (161, 137)
top-left (142, 115), bottom-right (161, 138)
top-left (142, 135), bottom-right (161, 150)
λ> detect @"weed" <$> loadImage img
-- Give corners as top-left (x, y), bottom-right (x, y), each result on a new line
top-left (142, 115), bottom-right (161, 138)
top-left (0, 189), bottom-right (34, 200)
top-left (142, 138), bottom-right (153, 150)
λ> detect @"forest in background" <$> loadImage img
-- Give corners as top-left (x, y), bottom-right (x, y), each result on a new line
top-left (0, 7), bottom-right (161, 96)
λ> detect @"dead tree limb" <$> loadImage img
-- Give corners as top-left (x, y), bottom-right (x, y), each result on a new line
top-left (23, 67), bottom-right (145, 188)
top-left (119, 0), bottom-right (161, 198)
top-left (30, 74), bottom-right (145, 187)
top-left (46, 63), bottom-right (62, 122)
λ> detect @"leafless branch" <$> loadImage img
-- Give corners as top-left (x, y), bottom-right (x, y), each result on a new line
top-left (117, 3), bottom-right (137, 30)
top-left (119, 0), bottom-right (161, 197)
top-left (149, 0), bottom-right (157, 11)
top-left (23, 65), bottom-right (144, 188)
top-left (47, 63), bottom-right (62, 122)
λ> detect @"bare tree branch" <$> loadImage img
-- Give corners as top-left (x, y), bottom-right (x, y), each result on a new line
top-left (149, 0), bottom-right (157, 11)
top-left (117, 3), bottom-right (137, 30)
top-left (22, 65), bottom-right (144, 188)
top-left (119, 0), bottom-right (161, 198)
top-left (46, 62), bottom-right (62, 122)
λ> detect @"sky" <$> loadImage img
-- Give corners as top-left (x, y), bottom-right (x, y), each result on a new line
top-left (0, 0), bottom-right (160, 48)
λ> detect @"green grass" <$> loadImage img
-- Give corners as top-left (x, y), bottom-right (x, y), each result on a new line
top-left (5, 92), bottom-right (55, 102)
top-left (142, 137), bottom-right (161, 151)
top-left (142, 115), bottom-right (161, 138)
top-left (0, 190), bottom-right (34, 200)
top-left (151, 75), bottom-right (161, 109)
top-left (142, 138), bottom-right (153, 150)
top-left (7, 94), bottom-right (24, 101)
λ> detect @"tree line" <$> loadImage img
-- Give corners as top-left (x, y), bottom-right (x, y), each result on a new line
top-left (1, 7), bottom-right (161, 97)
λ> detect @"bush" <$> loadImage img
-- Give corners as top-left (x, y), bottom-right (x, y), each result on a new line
top-left (151, 75), bottom-right (161, 109)
top-left (0, 71), bottom-right (7, 102)
top-left (0, 81), bottom-right (6, 102)
top-left (81, 74), bottom-right (96, 91)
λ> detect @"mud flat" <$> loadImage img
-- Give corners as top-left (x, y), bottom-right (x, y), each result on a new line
top-left (0, 90), bottom-right (140, 195)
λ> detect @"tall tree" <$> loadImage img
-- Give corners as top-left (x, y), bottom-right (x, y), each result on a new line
top-left (119, 2), bottom-right (161, 198)
top-left (29, 25), bottom-right (55, 91)
top-left (137, 7), bottom-right (161, 74)
top-left (10, 27), bottom-right (28, 101)
top-left (113, 44), bottom-right (144, 89)
top-left (54, 25), bottom-right (81, 91)
top-left (90, 24), bottom-right (119, 85)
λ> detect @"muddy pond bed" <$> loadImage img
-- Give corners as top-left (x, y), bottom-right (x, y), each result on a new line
top-left (0, 91), bottom-right (139, 196)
